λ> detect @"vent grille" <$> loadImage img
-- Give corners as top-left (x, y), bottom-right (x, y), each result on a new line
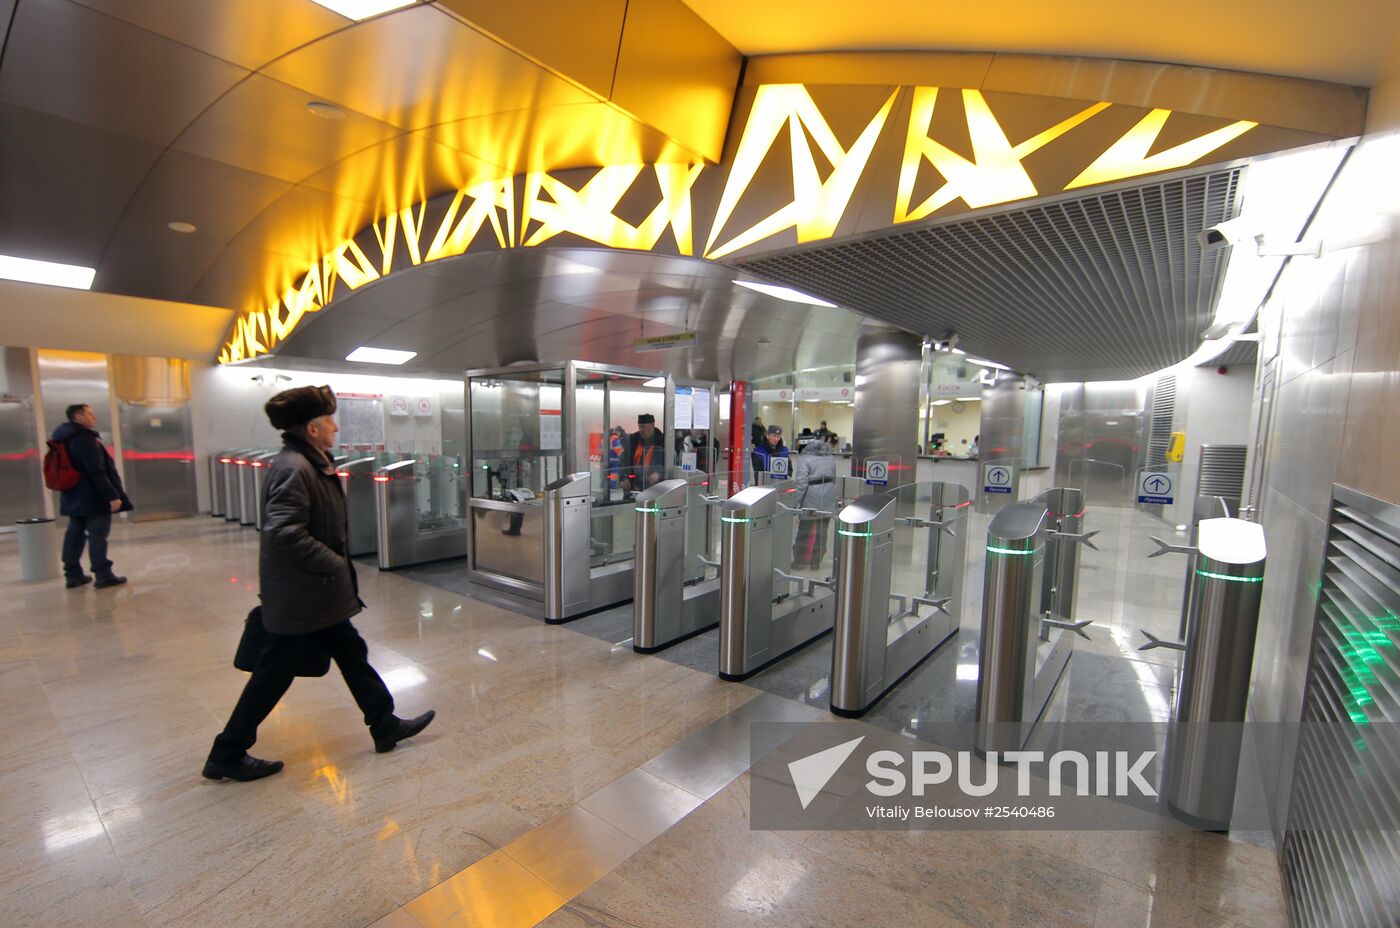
top-left (1197, 443), bottom-right (1247, 501)
top-left (735, 168), bottom-right (1242, 381)
top-left (1147, 375), bottom-right (1177, 469)
top-left (1282, 485), bottom-right (1400, 927)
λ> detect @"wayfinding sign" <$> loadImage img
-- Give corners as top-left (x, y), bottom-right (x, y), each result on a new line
top-left (1137, 471), bottom-right (1174, 505)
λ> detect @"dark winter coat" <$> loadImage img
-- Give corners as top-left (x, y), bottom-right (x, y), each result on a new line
top-left (51, 421), bottom-right (133, 518)
top-left (259, 434), bottom-right (362, 635)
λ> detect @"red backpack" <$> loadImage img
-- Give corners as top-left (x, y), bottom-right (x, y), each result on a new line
top-left (43, 439), bottom-right (81, 491)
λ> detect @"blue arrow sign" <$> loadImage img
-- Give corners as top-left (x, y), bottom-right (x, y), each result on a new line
top-left (1137, 471), bottom-right (1174, 504)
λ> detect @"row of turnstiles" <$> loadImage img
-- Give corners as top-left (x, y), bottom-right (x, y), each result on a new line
top-left (537, 470), bottom-right (1269, 828)
top-left (538, 471), bottom-right (1095, 736)
top-left (205, 450), bottom-right (468, 569)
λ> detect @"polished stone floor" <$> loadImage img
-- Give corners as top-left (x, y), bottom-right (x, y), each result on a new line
top-left (2, 515), bottom-right (1286, 927)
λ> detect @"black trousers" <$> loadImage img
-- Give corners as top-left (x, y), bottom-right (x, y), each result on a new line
top-left (62, 512), bottom-right (112, 579)
top-left (209, 620), bottom-right (395, 764)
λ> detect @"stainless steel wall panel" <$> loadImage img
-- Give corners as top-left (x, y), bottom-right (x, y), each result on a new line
top-left (0, 347), bottom-right (43, 528)
top-left (116, 403), bottom-right (197, 521)
top-left (36, 350), bottom-right (114, 514)
top-left (1053, 380), bottom-right (1147, 507)
top-left (851, 326), bottom-right (920, 489)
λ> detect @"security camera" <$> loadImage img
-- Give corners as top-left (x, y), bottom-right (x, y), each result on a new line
top-left (929, 333), bottom-right (960, 353)
top-left (1197, 217), bottom-right (1262, 251)
top-left (1198, 217), bottom-right (1322, 257)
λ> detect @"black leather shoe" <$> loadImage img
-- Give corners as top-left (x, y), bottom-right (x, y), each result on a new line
top-left (94, 575), bottom-right (127, 589)
top-left (202, 755), bottom-right (284, 782)
top-left (374, 710), bottom-right (436, 754)
top-left (65, 575), bottom-right (93, 589)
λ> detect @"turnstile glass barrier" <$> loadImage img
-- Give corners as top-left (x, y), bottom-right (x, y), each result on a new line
top-left (375, 454), bottom-right (468, 569)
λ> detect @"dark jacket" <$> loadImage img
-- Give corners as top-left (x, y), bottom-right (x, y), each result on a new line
top-left (625, 428), bottom-right (666, 488)
top-left (51, 421), bottom-right (133, 518)
top-left (752, 439), bottom-right (790, 479)
top-left (259, 434), bottom-right (362, 635)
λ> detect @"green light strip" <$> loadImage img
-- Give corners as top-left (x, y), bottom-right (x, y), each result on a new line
top-left (635, 506), bottom-right (661, 513)
top-left (838, 529), bottom-right (880, 538)
top-left (987, 545), bottom-right (1037, 555)
top-left (1195, 569), bottom-right (1263, 583)
top-left (721, 516), bottom-right (751, 524)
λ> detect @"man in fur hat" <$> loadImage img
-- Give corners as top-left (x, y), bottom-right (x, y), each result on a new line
top-left (203, 385), bottom-right (435, 782)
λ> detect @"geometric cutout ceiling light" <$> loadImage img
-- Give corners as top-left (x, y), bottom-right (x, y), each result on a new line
top-left (346, 346), bottom-right (416, 364)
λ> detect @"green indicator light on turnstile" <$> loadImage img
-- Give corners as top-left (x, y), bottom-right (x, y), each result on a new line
top-left (635, 506), bottom-right (661, 513)
top-left (720, 516), bottom-right (751, 524)
top-left (986, 545), bottom-right (1036, 555)
top-left (1194, 569), bottom-right (1263, 583)
top-left (838, 529), bottom-right (877, 538)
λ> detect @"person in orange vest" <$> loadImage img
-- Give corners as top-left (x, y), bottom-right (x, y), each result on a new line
top-left (624, 414), bottom-right (665, 494)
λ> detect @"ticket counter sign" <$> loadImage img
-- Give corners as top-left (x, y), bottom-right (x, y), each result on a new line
top-left (1137, 471), bottom-right (1174, 505)
top-left (983, 464), bottom-right (1014, 494)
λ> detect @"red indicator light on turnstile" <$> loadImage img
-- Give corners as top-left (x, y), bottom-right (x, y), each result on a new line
top-left (336, 471), bottom-right (349, 477)
top-left (235, 459), bottom-right (247, 465)
top-left (218, 457), bottom-right (231, 463)
top-left (372, 475), bottom-right (391, 482)
top-left (251, 462), bottom-right (264, 468)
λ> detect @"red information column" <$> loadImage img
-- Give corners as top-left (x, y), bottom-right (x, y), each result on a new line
top-left (727, 381), bottom-right (748, 496)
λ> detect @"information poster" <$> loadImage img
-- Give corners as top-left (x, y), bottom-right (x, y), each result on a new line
top-left (674, 387), bottom-right (693, 430)
top-left (692, 388), bottom-right (711, 429)
top-left (336, 395), bottom-right (385, 448)
top-left (540, 408), bottom-right (562, 450)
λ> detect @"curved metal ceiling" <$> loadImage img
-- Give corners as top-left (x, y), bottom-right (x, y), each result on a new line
top-left (681, 0), bottom-right (1400, 87)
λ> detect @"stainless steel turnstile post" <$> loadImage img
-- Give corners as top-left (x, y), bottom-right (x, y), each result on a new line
top-left (717, 486), bottom-right (836, 681)
top-left (209, 452), bottom-right (226, 517)
top-left (1141, 517), bottom-right (1266, 828)
top-left (221, 450), bottom-right (251, 522)
top-left (828, 486), bottom-right (966, 716)
top-left (338, 456), bottom-right (379, 556)
top-left (633, 479), bottom-right (720, 652)
top-left (248, 450), bottom-right (277, 530)
top-left (542, 472), bottom-right (633, 623)
top-left (975, 499), bottom-right (1093, 755)
top-left (237, 451), bottom-right (261, 526)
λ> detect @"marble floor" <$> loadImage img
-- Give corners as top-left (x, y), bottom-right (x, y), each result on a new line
top-left (1, 515), bottom-right (1287, 927)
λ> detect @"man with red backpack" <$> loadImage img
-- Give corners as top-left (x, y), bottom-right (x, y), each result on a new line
top-left (48, 403), bottom-right (132, 589)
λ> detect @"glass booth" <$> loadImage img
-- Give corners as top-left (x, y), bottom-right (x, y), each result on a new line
top-left (466, 361), bottom-right (720, 599)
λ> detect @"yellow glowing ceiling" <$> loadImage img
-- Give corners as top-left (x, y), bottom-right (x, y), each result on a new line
top-left (219, 81), bottom-right (1274, 364)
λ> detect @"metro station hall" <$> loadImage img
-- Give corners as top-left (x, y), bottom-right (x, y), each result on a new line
top-left (2, 2), bottom-right (1399, 927)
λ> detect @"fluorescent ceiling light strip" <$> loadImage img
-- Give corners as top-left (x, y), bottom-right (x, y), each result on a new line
top-left (0, 255), bottom-right (95, 290)
top-left (307, 0), bottom-right (416, 21)
top-left (963, 356), bottom-right (1012, 371)
top-left (733, 279), bottom-right (837, 308)
top-left (346, 346), bottom-right (417, 365)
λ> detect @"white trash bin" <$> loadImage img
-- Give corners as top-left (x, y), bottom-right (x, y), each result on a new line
top-left (16, 518), bottom-right (60, 581)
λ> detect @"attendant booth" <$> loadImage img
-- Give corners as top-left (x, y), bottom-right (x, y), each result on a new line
top-left (465, 361), bottom-right (720, 601)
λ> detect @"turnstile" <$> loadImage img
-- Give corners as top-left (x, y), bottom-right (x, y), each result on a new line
top-left (828, 488), bottom-right (966, 716)
top-left (237, 451), bottom-right (273, 526)
top-left (718, 486), bottom-right (836, 680)
top-left (338, 456), bottom-right (379, 556)
top-left (975, 497), bottom-right (1094, 755)
top-left (1141, 517), bottom-right (1266, 828)
top-left (248, 451), bottom-right (277, 530)
top-left (633, 479), bottom-right (721, 652)
top-left (374, 459), bottom-right (468, 569)
top-left (209, 453), bottom-right (226, 517)
top-left (542, 473), bottom-right (634, 623)
top-left (221, 449), bottom-right (252, 522)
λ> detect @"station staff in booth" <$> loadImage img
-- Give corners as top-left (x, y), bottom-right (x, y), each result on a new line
top-left (751, 424), bottom-right (790, 479)
top-left (606, 426), bottom-right (627, 491)
top-left (625, 414), bottom-right (666, 492)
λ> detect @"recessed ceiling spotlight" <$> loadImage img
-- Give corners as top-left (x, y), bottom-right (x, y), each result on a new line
top-left (167, 221), bottom-right (196, 234)
top-left (307, 0), bottom-right (416, 22)
top-left (305, 101), bottom-right (347, 120)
